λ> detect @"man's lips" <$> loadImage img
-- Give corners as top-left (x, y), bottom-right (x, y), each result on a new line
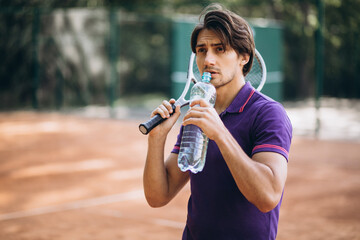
top-left (204, 69), bottom-right (220, 76)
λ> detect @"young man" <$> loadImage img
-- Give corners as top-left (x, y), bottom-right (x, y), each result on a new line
top-left (143, 4), bottom-right (292, 240)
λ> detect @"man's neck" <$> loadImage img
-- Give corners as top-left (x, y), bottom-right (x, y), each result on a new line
top-left (214, 77), bottom-right (246, 114)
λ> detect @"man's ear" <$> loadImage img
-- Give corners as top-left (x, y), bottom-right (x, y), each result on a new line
top-left (240, 54), bottom-right (250, 66)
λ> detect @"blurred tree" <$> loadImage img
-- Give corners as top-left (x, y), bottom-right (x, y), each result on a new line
top-left (118, 14), bottom-right (171, 96)
top-left (0, 7), bottom-right (34, 108)
top-left (192, 0), bottom-right (360, 99)
top-left (323, 0), bottom-right (360, 98)
top-left (0, 0), bottom-right (359, 110)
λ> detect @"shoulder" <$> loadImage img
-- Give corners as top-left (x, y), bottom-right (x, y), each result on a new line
top-left (251, 90), bottom-right (278, 107)
top-left (249, 92), bottom-right (293, 160)
top-left (250, 91), bottom-right (289, 119)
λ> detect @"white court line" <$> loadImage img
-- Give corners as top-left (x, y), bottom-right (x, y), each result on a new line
top-left (0, 190), bottom-right (144, 221)
top-left (86, 208), bottom-right (184, 230)
top-left (152, 218), bottom-right (184, 229)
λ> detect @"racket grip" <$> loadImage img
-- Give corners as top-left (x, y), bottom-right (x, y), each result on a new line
top-left (139, 104), bottom-right (176, 135)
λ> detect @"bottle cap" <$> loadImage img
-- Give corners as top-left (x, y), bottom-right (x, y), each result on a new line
top-left (202, 72), bottom-right (211, 83)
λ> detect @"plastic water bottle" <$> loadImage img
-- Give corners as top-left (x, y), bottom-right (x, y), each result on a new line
top-left (177, 72), bottom-right (216, 173)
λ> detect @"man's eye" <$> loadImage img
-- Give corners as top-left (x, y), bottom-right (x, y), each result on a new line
top-left (197, 48), bottom-right (206, 53)
top-left (217, 47), bottom-right (225, 52)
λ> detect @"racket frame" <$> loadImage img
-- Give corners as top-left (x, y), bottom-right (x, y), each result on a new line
top-left (251, 49), bottom-right (267, 92)
top-left (139, 49), bottom-right (267, 135)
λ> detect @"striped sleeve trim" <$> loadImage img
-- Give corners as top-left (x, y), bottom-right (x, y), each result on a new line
top-left (252, 144), bottom-right (289, 157)
top-left (171, 145), bottom-right (180, 154)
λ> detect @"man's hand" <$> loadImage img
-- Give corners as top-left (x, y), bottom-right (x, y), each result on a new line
top-left (182, 99), bottom-right (225, 141)
top-left (149, 98), bottom-right (181, 137)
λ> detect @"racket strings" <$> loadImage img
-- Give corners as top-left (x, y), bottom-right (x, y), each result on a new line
top-left (245, 55), bottom-right (263, 89)
top-left (192, 57), bottom-right (202, 83)
top-left (191, 51), bottom-right (265, 91)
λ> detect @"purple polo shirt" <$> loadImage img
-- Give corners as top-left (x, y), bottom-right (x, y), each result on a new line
top-left (172, 82), bottom-right (292, 240)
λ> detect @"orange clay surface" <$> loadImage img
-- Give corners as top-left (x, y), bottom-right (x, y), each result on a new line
top-left (0, 111), bottom-right (359, 240)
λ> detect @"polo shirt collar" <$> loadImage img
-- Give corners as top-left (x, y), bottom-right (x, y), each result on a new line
top-left (223, 81), bottom-right (256, 114)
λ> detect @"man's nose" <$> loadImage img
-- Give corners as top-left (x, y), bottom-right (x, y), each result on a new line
top-left (204, 51), bottom-right (216, 66)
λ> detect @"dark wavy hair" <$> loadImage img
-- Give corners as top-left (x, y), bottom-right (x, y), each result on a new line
top-left (191, 4), bottom-right (255, 76)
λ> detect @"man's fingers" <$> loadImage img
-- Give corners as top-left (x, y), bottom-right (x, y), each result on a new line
top-left (151, 99), bottom-right (178, 118)
top-left (190, 99), bottom-right (210, 108)
top-left (159, 105), bottom-right (170, 118)
top-left (162, 100), bottom-right (173, 114)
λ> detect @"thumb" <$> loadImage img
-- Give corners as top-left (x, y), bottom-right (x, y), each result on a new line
top-left (172, 104), bottom-right (181, 120)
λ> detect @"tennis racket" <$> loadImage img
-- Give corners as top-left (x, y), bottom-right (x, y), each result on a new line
top-left (247, 49), bottom-right (267, 91)
top-left (138, 49), bottom-right (267, 135)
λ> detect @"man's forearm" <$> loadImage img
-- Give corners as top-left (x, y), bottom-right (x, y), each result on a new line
top-left (143, 135), bottom-right (170, 207)
top-left (215, 128), bottom-right (287, 213)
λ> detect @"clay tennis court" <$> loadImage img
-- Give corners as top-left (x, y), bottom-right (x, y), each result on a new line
top-left (0, 107), bottom-right (359, 239)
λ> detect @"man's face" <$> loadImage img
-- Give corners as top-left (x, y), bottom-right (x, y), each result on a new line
top-left (195, 29), bottom-right (247, 89)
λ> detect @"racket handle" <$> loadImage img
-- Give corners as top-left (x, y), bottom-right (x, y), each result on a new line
top-left (139, 104), bottom-right (176, 135)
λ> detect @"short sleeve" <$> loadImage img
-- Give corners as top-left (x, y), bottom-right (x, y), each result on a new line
top-left (251, 102), bottom-right (292, 161)
top-left (171, 125), bottom-right (183, 154)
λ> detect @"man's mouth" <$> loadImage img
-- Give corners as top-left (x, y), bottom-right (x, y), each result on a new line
top-left (204, 68), bottom-right (220, 77)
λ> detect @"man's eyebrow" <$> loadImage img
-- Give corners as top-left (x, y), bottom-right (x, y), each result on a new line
top-left (195, 43), bottom-right (223, 48)
top-left (212, 43), bottom-right (224, 47)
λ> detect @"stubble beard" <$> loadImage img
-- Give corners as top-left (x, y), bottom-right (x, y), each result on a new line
top-left (212, 72), bottom-right (235, 89)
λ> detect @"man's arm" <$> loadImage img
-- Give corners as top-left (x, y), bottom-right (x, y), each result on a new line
top-left (143, 99), bottom-right (190, 208)
top-left (214, 131), bottom-right (287, 213)
top-left (144, 149), bottom-right (189, 207)
top-left (182, 99), bottom-right (287, 213)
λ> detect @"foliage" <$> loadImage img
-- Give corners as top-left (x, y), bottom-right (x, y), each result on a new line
top-left (323, 0), bottom-right (360, 98)
top-left (0, 0), bottom-right (359, 110)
